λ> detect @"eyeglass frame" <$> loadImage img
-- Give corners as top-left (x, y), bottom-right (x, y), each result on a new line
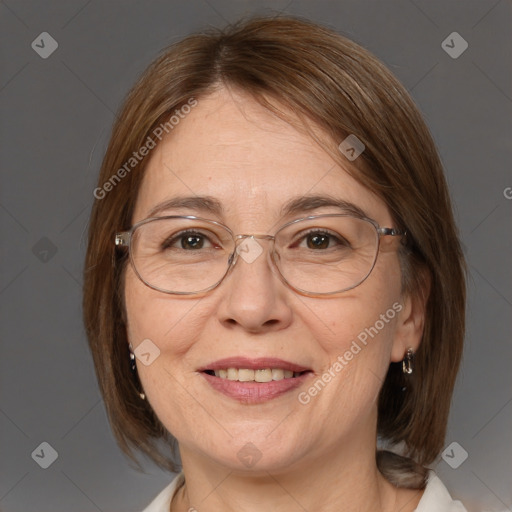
top-left (115, 214), bottom-right (406, 297)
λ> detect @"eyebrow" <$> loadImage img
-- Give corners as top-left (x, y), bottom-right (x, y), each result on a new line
top-left (279, 195), bottom-right (368, 219)
top-left (146, 194), bottom-right (368, 220)
top-left (147, 196), bottom-right (224, 218)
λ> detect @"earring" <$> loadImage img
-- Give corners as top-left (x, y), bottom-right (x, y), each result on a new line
top-left (129, 344), bottom-right (146, 400)
top-left (402, 348), bottom-right (414, 375)
top-left (129, 349), bottom-right (136, 372)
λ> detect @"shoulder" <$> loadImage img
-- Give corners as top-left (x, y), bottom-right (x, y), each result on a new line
top-left (141, 472), bottom-right (184, 512)
top-left (415, 471), bottom-right (468, 512)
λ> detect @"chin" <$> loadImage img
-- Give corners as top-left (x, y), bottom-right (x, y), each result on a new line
top-left (193, 432), bottom-right (307, 475)
top-left (212, 448), bottom-right (304, 475)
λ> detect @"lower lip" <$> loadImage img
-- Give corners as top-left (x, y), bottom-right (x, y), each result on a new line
top-left (201, 372), bottom-right (312, 403)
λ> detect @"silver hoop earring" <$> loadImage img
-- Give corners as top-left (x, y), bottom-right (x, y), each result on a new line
top-left (129, 344), bottom-right (146, 400)
top-left (402, 348), bottom-right (414, 375)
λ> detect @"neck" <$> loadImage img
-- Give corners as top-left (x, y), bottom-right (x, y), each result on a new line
top-left (174, 437), bottom-right (407, 512)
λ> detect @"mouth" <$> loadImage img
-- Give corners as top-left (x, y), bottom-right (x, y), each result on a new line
top-left (203, 368), bottom-right (307, 382)
top-left (198, 357), bottom-right (313, 403)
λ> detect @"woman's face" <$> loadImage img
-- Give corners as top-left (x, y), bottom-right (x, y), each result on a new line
top-left (124, 88), bottom-right (418, 474)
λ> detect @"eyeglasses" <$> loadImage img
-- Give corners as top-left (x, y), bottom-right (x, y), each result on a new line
top-left (115, 214), bottom-right (405, 296)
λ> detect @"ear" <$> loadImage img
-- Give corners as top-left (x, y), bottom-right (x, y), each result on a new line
top-left (390, 269), bottom-right (431, 362)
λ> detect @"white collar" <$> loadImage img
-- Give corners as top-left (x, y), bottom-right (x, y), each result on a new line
top-left (414, 471), bottom-right (468, 511)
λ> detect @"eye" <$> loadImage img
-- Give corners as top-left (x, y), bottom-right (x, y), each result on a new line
top-left (161, 230), bottom-right (217, 251)
top-left (306, 233), bottom-right (330, 250)
top-left (293, 229), bottom-right (351, 250)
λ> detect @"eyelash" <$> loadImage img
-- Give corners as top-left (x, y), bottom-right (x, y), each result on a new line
top-left (159, 228), bottom-right (351, 251)
top-left (290, 229), bottom-right (350, 249)
top-left (161, 229), bottom-right (217, 250)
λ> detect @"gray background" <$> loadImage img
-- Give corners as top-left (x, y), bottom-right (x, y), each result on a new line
top-left (0, 1), bottom-right (510, 511)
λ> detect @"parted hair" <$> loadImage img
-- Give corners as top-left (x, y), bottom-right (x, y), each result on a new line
top-left (83, 15), bottom-right (466, 487)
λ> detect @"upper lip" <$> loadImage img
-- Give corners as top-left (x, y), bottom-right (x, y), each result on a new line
top-left (198, 357), bottom-right (311, 373)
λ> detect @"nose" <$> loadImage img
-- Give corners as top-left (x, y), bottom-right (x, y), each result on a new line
top-left (215, 236), bottom-right (293, 333)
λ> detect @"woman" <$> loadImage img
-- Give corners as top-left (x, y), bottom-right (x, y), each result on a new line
top-left (83, 16), bottom-right (467, 511)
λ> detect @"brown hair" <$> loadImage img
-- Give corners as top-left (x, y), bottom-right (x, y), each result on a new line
top-left (83, 15), bottom-right (466, 486)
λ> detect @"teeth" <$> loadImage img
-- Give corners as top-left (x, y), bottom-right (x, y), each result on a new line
top-left (212, 368), bottom-right (302, 382)
top-left (255, 369), bottom-right (272, 382)
top-left (272, 369), bottom-right (284, 380)
top-left (238, 369), bottom-right (254, 382)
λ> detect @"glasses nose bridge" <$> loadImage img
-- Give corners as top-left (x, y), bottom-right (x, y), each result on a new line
top-left (234, 233), bottom-right (275, 243)
top-left (233, 233), bottom-right (276, 254)
top-left (228, 233), bottom-right (277, 270)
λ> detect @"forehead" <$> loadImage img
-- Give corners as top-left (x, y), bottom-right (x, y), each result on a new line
top-left (132, 89), bottom-right (391, 228)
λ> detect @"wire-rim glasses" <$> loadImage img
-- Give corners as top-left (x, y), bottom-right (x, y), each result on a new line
top-left (115, 214), bottom-right (405, 296)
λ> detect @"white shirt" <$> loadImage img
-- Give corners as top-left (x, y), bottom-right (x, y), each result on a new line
top-left (141, 470), bottom-right (468, 511)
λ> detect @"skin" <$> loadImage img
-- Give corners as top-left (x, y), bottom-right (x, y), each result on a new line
top-left (124, 87), bottom-right (428, 511)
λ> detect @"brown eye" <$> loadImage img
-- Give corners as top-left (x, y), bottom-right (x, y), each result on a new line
top-left (161, 230), bottom-right (213, 251)
top-left (181, 234), bottom-right (204, 250)
top-left (307, 233), bottom-right (330, 249)
top-left (295, 230), bottom-right (350, 250)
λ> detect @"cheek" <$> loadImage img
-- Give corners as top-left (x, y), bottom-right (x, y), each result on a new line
top-left (292, 307), bottom-right (400, 445)
top-left (123, 266), bottom-right (211, 412)
top-left (308, 298), bottom-right (400, 386)
top-left (300, 258), bottom-right (403, 400)
top-left (309, 260), bottom-right (401, 351)
top-left (124, 266), bottom-right (199, 349)
top-left (123, 268), bottom-right (209, 430)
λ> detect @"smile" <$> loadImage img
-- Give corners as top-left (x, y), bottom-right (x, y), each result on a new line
top-left (198, 357), bottom-right (313, 403)
top-left (204, 368), bottom-right (305, 382)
